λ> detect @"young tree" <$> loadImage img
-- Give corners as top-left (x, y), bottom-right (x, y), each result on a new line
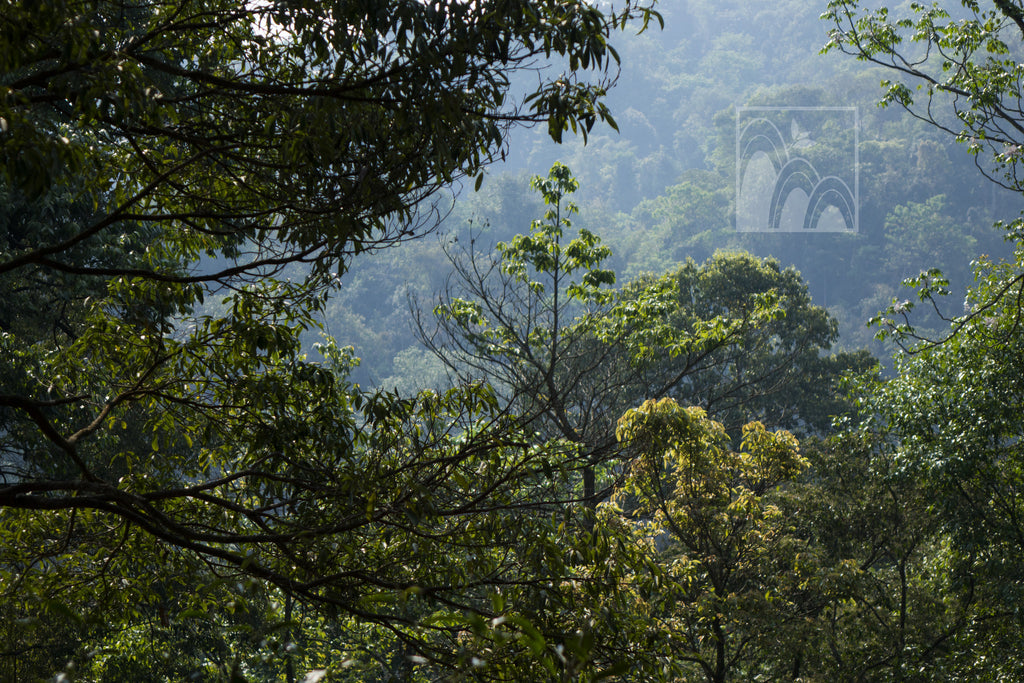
top-left (422, 162), bottom-right (642, 503)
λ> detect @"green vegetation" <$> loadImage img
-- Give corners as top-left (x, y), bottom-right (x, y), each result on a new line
top-left (4, 0), bottom-right (1024, 681)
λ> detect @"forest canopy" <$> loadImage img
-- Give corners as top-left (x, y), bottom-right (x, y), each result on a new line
top-left (0, 0), bottom-right (665, 679)
top-left (5, 0), bottom-right (1024, 681)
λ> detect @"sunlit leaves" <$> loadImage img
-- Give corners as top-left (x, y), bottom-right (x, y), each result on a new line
top-left (497, 162), bottom-right (615, 304)
top-left (615, 398), bottom-right (809, 682)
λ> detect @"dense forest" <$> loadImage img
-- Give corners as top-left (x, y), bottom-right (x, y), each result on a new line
top-left (3, 0), bottom-right (1024, 681)
top-left (330, 1), bottom-right (1022, 390)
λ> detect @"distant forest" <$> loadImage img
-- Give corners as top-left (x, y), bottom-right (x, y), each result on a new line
top-left (328, 0), bottom-right (1021, 389)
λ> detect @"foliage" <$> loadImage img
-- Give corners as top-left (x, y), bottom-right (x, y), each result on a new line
top-left (822, 2), bottom-right (1024, 677)
top-left (0, 0), bottom-right (663, 678)
top-left (422, 165), bottom-right (839, 506)
top-left (0, 334), bottom-right (649, 679)
top-left (782, 432), bottom-right (966, 681)
top-left (848, 240), bottom-right (1024, 678)
top-left (824, 0), bottom-right (1024, 196)
top-left (12, 0), bottom-right (1024, 677)
top-left (783, 242), bottom-right (1024, 677)
top-left (614, 398), bottom-right (809, 683)
top-left (626, 252), bottom-right (875, 438)
top-left (2, 0), bottom-right (659, 276)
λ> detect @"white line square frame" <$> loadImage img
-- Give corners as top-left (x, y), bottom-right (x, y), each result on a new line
top-left (736, 106), bottom-right (859, 233)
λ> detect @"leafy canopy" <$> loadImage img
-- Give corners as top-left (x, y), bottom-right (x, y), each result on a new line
top-left (0, 1), bottom-right (664, 677)
top-left (1, 0), bottom-right (660, 287)
top-left (615, 398), bottom-right (808, 683)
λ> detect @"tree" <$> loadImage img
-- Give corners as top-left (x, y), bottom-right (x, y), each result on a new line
top-left (847, 248), bottom-right (1024, 679)
top-left (634, 252), bottom-right (874, 438)
top-left (0, 0), bottom-right (664, 677)
top-left (822, 4), bottom-right (1024, 676)
top-left (423, 161), bottom-right (632, 503)
top-left (781, 432), bottom-right (969, 682)
top-left (424, 164), bottom-right (868, 513)
top-left (2, 0), bottom-right (661, 277)
top-left (824, 0), bottom-right (1024, 195)
top-left (613, 397), bottom-right (809, 683)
